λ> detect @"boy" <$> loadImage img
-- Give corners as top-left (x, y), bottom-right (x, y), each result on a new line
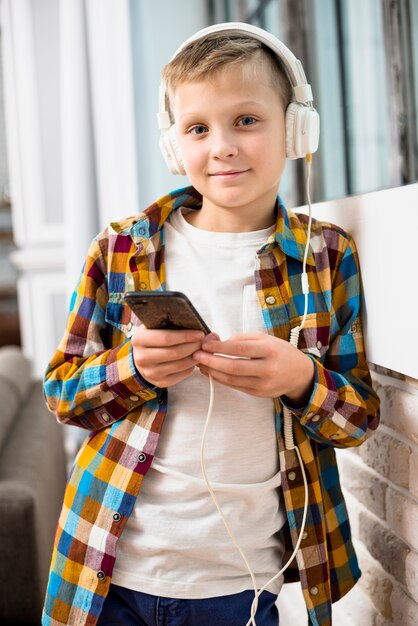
top-left (42, 23), bottom-right (380, 626)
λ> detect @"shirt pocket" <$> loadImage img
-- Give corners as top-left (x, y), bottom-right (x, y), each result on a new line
top-left (105, 292), bottom-right (140, 339)
top-left (290, 311), bottom-right (332, 362)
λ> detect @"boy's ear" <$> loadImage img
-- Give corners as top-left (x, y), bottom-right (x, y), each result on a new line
top-left (159, 124), bottom-right (186, 175)
top-left (285, 103), bottom-right (320, 160)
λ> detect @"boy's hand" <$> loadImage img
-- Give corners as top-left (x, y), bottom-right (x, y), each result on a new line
top-left (192, 332), bottom-right (315, 406)
top-left (131, 325), bottom-right (211, 388)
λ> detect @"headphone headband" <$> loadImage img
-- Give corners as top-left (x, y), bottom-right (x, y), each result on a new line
top-left (168, 23), bottom-right (313, 103)
top-left (158, 22), bottom-right (320, 172)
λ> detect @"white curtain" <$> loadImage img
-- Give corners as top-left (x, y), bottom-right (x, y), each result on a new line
top-left (61, 0), bottom-right (139, 293)
top-left (1, 0), bottom-right (208, 380)
top-left (1, 0), bottom-right (139, 379)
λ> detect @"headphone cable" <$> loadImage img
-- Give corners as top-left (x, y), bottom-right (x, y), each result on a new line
top-left (200, 154), bottom-right (313, 626)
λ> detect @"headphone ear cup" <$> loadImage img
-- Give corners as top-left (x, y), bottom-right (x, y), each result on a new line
top-left (285, 103), bottom-right (299, 160)
top-left (285, 102), bottom-right (320, 159)
top-left (159, 125), bottom-right (186, 175)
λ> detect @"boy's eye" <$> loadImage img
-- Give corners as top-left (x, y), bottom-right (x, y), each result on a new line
top-left (238, 116), bottom-right (257, 126)
top-left (189, 125), bottom-right (208, 135)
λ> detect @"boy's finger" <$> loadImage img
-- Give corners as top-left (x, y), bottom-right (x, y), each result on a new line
top-left (194, 351), bottom-right (260, 375)
top-left (135, 327), bottom-right (205, 347)
top-left (199, 365), bottom-right (261, 389)
top-left (151, 355), bottom-right (198, 376)
top-left (200, 337), bottom-right (267, 358)
top-left (141, 342), bottom-right (204, 364)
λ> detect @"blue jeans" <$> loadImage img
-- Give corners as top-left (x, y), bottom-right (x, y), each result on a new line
top-left (97, 584), bottom-right (279, 626)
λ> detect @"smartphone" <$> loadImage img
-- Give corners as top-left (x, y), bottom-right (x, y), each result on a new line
top-left (124, 291), bottom-right (211, 334)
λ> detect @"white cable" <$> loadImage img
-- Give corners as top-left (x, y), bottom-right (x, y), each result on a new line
top-left (249, 154), bottom-right (313, 622)
top-left (299, 155), bottom-right (313, 331)
top-left (284, 155), bottom-right (312, 451)
top-left (200, 374), bottom-right (259, 625)
top-left (247, 445), bottom-right (308, 624)
top-left (200, 377), bottom-right (309, 626)
top-left (200, 155), bottom-right (314, 625)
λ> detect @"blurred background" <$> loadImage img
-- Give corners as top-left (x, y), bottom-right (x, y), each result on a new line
top-left (1, 0), bottom-right (417, 379)
top-left (0, 1), bottom-right (418, 624)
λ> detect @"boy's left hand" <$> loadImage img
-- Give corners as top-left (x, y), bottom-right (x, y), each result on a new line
top-left (192, 332), bottom-right (315, 406)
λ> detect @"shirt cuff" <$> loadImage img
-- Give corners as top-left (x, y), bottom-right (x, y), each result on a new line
top-left (105, 340), bottom-right (158, 402)
top-left (82, 340), bottom-right (159, 428)
top-left (281, 354), bottom-right (338, 428)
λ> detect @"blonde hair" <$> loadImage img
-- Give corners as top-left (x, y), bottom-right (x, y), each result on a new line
top-left (161, 32), bottom-right (293, 115)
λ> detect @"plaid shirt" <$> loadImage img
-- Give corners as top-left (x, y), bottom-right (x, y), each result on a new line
top-left (42, 186), bottom-right (380, 626)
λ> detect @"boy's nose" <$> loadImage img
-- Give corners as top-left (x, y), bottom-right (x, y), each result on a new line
top-left (210, 131), bottom-right (238, 160)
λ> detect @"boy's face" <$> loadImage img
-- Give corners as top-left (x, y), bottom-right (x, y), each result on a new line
top-left (172, 59), bottom-right (286, 230)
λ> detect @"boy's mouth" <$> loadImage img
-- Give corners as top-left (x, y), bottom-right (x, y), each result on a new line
top-left (209, 169), bottom-right (249, 178)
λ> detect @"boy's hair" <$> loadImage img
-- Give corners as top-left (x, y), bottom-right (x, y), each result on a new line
top-left (161, 32), bottom-right (294, 116)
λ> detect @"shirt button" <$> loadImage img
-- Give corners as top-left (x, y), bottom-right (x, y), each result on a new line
top-left (306, 411), bottom-right (315, 419)
top-left (101, 413), bottom-right (110, 422)
top-left (302, 530), bottom-right (309, 540)
top-left (140, 282), bottom-right (147, 289)
top-left (130, 395), bottom-right (139, 402)
top-left (265, 295), bottom-right (276, 305)
top-left (288, 471), bottom-right (297, 481)
top-left (97, 570), bottom-right (106, 581)
top-left (316, 340), bottom-right (323, 350)
top-left (113, 512), bottom-right (121, 522)
top-left (310, 586), bottom-right (319, 596)
top-left (311, 415), bottom-right (320, 422)
top-left (138, 452), bottom-right (147, 463)
top-left (127, 322), bottom-right (133, 332)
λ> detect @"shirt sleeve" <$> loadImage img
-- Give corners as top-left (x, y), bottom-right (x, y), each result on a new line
top-left (43, 233), bottom-right (157, 431)
top-left (281, 234), bottom-right (380, 447)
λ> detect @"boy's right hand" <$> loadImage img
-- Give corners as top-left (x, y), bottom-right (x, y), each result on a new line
top-left (131, 324), bottom-right (208, 388)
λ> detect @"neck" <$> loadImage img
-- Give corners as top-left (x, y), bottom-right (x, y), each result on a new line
top-left (185, 197), bottom-right (277, 233)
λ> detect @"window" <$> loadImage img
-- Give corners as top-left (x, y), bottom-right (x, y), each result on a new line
top-left (212, 0), bottom-right (418, 204)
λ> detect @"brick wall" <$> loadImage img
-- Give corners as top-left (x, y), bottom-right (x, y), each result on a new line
top-left (335, 368), bottom-right (418, 625)
top-left (278, 368), bottom-right (418, 625)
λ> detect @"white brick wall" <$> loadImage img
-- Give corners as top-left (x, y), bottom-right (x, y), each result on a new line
top-left (278, 371), bottom-right (418, 625)
top-left (335, 371), bottom-right (418, 625)
top-left (406, 552), bottom-right (418, 604)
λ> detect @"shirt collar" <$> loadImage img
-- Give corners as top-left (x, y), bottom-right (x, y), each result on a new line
top-left (129, 186), bottom-right (202, 245)
top-left (267, 196), bottom-right (315, 265)
top-left (129, 185), bottom-right (314, 265)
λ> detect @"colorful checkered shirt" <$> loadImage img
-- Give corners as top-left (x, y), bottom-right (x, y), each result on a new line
top-left (42, 186), bottom-right (380, 626)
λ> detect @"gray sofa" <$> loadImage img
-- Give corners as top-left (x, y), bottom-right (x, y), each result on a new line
top-left (0, 346), bottom-right (68, 625)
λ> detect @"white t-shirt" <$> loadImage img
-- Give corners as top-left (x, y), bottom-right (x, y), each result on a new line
top-left (112, 207), bottom-right (287, 599)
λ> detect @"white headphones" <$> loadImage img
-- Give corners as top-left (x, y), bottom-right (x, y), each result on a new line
top-left (157, 22), bottom-right (320, 175)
